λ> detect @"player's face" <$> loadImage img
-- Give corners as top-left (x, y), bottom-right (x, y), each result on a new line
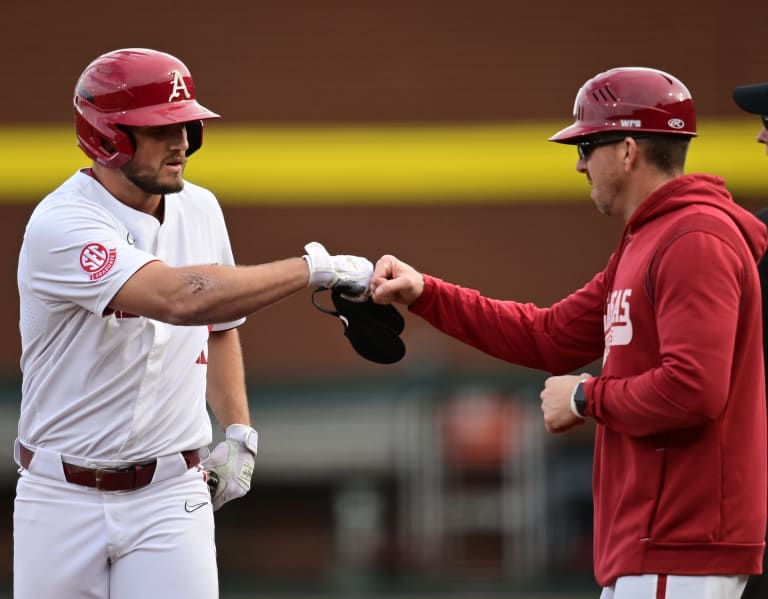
top-left (121, 124), bottom-right (189, 195)
top-left (576, 139), bottom-right (628, 218)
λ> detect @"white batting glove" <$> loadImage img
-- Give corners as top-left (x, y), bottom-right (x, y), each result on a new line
top-left (202, 424), bottom-right (258, 511)
top-left (303, 241), bottom-right (373, 301)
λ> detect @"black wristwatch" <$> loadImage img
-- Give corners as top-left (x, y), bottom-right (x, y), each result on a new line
top-left (571, 380), bottom-right (588, 418)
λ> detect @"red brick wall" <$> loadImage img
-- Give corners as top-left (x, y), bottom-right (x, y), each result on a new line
top-left (2, 0), bottom-right (767, 378)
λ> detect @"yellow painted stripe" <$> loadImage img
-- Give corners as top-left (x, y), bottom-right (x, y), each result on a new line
top-left (0, 121), bottom-right (765, 203)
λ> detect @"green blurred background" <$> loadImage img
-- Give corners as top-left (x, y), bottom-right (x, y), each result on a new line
top-left (1, 0), bottom-right (767, 597)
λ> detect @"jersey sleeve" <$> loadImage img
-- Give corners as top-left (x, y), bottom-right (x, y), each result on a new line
top-left (22, 198), bottom-right (157, 317)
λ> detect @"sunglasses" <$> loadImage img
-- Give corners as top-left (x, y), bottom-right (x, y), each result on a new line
top-left (762, 115), bottom-right (768, 129)
top-left (576, 134), bottom-right (651, 161)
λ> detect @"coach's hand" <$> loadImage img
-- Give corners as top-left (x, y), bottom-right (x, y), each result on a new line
top-left (371, 255), bottom-right (425, 306)
top-left (203, 424), bottom-right (258, 511)
top-left (303, 242), bottom-right (373, 301)
top-left (540, 374), bottom-right (590, 434)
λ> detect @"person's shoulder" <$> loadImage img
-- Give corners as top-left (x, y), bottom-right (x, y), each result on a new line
top-left (173, 180), bottom-right (224, 216)
top-left (27, 171), bottom-right (111, 233)
top-left (178, 179), bottom-right (217, 201)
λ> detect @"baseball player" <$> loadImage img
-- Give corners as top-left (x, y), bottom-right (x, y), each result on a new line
top-left (370, 67), bottom-right (768, 598)
top-left (14, 48), bottom-right (372, 599)
top-left (733, 79), bottom-right (768, 599)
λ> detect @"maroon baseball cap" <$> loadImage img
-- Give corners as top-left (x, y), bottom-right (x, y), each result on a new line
top-left (733, 82), bottom-right (768, 115)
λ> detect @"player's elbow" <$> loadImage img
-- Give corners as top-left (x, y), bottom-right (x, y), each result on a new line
top-left (152, 269), bottom-right (222, 325)
top-left (158, 296), bottom-right (210, 325)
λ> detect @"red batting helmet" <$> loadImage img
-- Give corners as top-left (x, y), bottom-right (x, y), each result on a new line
top-left (549, 67), bottom-right (697, 144)
top-left (74, 48), bottom-right (220, 168)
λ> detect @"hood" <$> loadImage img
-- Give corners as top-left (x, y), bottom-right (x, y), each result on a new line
top-left (627, 174), bottom-right (768, 263)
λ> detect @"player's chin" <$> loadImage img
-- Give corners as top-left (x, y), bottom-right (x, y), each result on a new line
top-left (158, 175), bottom-right (185, 194)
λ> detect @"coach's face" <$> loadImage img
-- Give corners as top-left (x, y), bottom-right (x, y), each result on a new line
top-left (121, 124), bottom-right (189, 195)
top-left (576, 138), bottom-right (631, 220)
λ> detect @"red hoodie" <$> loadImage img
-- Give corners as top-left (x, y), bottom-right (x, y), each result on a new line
top-left (410, 174), bottom-right (768, 586)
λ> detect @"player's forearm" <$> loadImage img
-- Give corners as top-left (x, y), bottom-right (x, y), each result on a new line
top-left (114, 258), bottom-right (310, 325)
top-left (166, 259), bottom-right (309, 325)
top-left (206, 329), bottom-right (251, 428)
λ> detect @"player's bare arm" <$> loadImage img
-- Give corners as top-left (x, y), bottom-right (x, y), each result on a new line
top-left (205, 328), bottom-right (250, 428)
top-left (110, 258), bottom-right (310, 325)
top-left (111, 241), bottom-right (372, 325)
top-left (204, 328), bottom-right (257, 511)
top-left (371, 254), bottom-right (425, 306)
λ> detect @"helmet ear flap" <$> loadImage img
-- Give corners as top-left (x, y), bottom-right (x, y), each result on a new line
top-left (74, 112), bottom-right (135, 168)
top-left (185, 120), bottom-right (204, 156)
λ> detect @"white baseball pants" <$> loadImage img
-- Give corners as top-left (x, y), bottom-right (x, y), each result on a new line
top-left (600, 574), bottom-right (748, 599)
top-left (14, 455), bottom-right (217, 599)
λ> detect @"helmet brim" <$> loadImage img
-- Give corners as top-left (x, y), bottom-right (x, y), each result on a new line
top-left (549, 123), bottom-right (697, 145)
top-left (113, 100), bottom-right (220, 127)
top-left (548, 123), bottom-right (598, 144)
top-left (733, 83), bottom-right (768, 115)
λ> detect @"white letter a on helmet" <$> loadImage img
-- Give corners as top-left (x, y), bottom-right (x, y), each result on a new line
top-left (168, 70), bottom-right (191, 102)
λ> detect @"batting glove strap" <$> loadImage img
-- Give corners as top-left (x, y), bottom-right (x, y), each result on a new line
top-left (303, 241), bottom-right (334, 287)
top-left (225, 423), bottom-right (259, 456)
top-left (303, 242), bottom-right (373, 301)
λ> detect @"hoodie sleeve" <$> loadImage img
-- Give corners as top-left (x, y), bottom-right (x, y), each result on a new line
top-left (409, 271), bottom-right (607, 373)
top-left (587, 228), bottom-right (748, 435)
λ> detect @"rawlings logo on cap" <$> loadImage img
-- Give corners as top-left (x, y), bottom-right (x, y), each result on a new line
top-left (168, 70), bottom-right (191, 102)
top-left (668, 118), bottom-right (685, 129)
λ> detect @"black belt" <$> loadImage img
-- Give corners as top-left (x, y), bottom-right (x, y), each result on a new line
top-left (19, 444), bottom-right (201, 491)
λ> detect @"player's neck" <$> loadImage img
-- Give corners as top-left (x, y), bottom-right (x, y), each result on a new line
top-left (90, 164), bottom-right (164, 221)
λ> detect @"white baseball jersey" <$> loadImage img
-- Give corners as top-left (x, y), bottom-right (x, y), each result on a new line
top-left (17, 169), bottom-right (244, 463)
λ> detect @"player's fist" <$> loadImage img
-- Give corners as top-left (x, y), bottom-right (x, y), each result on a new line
top-left (303, 241), bottom-right (373, 301)
top-left (203, 424), bottom-right (258, 511)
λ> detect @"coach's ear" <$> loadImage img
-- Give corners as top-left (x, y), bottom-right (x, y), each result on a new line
top-left (311, 288), bottom-right (406, 364)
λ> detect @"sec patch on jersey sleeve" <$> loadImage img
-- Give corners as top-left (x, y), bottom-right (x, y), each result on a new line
top-left (80, 242), bottom-right (117, 281)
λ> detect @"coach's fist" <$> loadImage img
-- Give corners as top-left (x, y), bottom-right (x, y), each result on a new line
top-left (540, 374), bottom-right (590, 434)
top-left (203, 424), bottom-right (258, 511)
top-left (371, 255), bottom-right (425, 306)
